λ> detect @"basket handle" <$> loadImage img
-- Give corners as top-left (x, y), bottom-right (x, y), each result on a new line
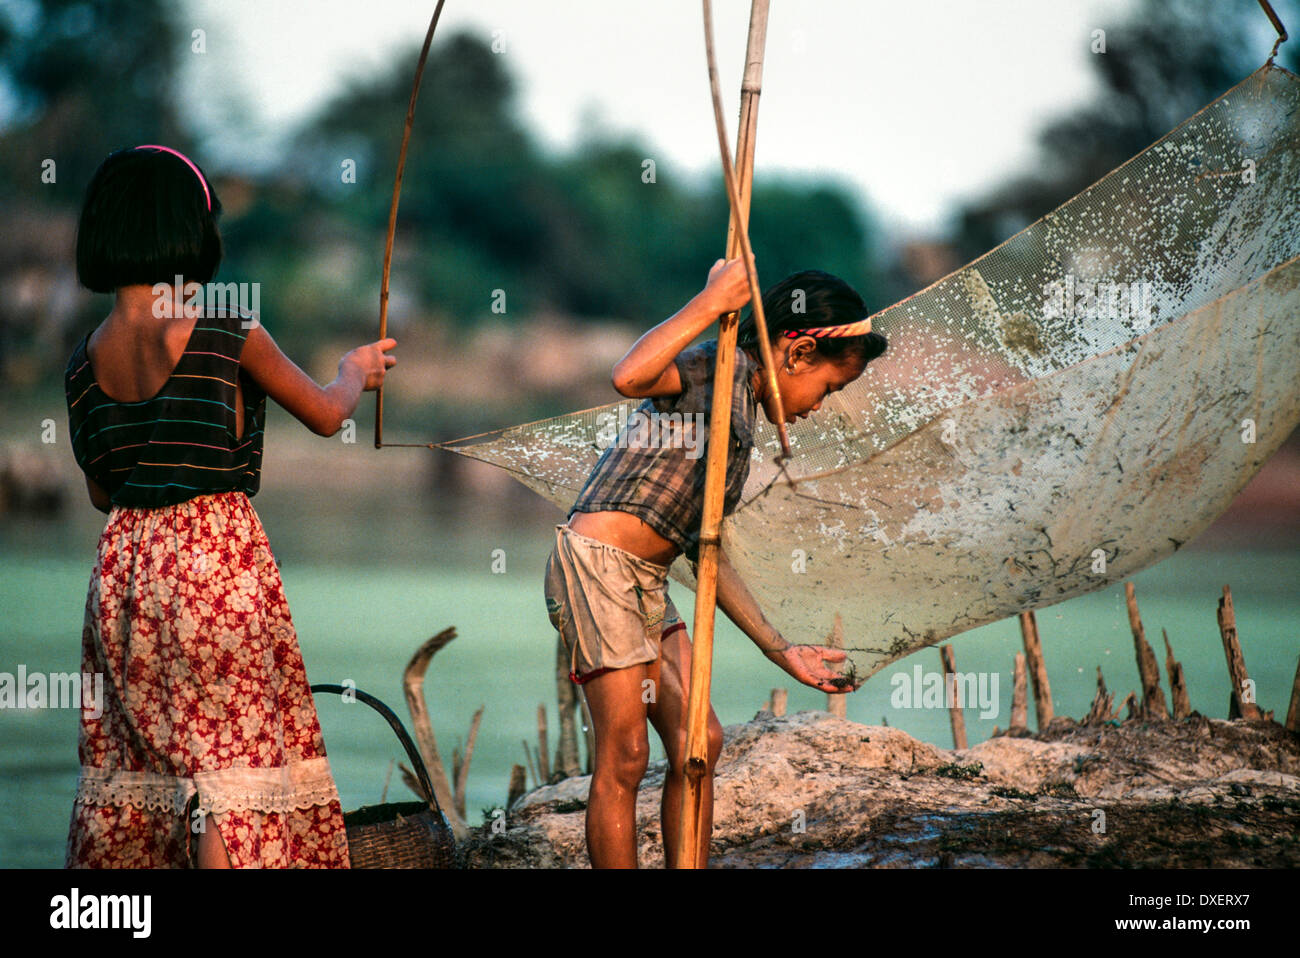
top-left (311, 683), bottom-right (442, 815)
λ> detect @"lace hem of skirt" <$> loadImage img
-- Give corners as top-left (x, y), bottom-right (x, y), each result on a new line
top-left (73, 758), bottom-right (341, 816)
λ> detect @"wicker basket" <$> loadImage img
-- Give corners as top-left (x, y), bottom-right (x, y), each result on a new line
top-left (312, 683), bottom-right (456, 868)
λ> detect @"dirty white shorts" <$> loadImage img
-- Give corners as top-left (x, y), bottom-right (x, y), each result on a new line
top-left (543, 524), bottom-right (685, 684)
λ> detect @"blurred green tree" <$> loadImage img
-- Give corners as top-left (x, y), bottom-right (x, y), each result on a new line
top-left (953, 0), bottom-right (1300, 261)
top-left (0, 0), bottom-right (188, 199)
top-left (286, 31), bottom-right (880, 331)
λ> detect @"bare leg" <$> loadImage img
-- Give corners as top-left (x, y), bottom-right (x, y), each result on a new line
top-left (649, 627), bottom-right (723, 868)
top-left (197, 814), bottom-right (231, 869)
top-left (581, 664), bottom-right (652, 868)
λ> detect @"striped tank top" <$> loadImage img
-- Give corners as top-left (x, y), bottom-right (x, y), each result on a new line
top-left (64, 308), bottom-right (266, 508)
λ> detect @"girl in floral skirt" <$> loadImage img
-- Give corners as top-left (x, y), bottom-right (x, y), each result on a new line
top-left (63, 145), bottom-right (396, 868)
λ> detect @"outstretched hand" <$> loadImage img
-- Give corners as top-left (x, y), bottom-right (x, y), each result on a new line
top-left (343, 338), bottom-right (398, 392)
top-left (765, 644), bottom-right (860, 694)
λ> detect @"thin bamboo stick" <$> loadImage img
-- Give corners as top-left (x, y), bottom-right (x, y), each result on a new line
top-left (677, 0), bottom-right (770, 871)
top-left (1258, 0), bottom-right (1289, 64)
top-left (1258, 0), bottom-right (1288, 40)
top-left (375, 1), bottom-right (447, 448)
top-left (701, 3), bottom-right (788, 457)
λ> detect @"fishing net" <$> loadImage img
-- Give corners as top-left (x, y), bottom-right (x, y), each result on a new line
top-left (441, 63), bottom-right (1300, 680)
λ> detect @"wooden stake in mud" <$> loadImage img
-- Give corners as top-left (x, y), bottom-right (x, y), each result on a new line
top-left (1163, 629), bottom-right (1192, 720)
top-left (1124, 582), bottom-right (1168, 720)
top-left (1085, 666), bottom-right (1116, 725)
top-left (1217, 585), bottom-right (1263, 720)
top-left (1009, 653), bottom-right (1029, 732)
top-left (1286, 654), bottom-right (1300, 733)
top-left (375, 2), bottom-right (447, 448)
top-left (769, 687), bottom-right (788, 717)
top-left (402, 626), bottom-right (467, 839)
top-left (940, 645), bottom-right (967, 750)
top-left (1018, 610), bottom-right (1054, 730)
top-left (676, 0), bottom-right (772, 870)
top-left (554, 637), bottom-right (583, 778)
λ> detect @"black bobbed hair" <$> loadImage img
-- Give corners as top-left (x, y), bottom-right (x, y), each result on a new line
top-left (76, 147), bottom-right (223, 294)
top-left (739, 269), bottom-right (887, 366)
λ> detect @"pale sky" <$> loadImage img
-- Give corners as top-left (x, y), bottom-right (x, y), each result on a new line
top-left (183, 0), bottom-right (1138, 235)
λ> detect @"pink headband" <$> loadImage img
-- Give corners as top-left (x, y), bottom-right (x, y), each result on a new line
top-left (135, 144), bottom-right (211, 212)
top-left (783, 317), bottom-right (873, 338)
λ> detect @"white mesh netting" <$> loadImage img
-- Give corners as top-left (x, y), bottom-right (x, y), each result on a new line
top-left (442, 64), bottom-right (1300, 679)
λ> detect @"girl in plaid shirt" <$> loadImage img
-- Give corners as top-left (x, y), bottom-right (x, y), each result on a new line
top-left (545, 258), bottom-right (887, 867)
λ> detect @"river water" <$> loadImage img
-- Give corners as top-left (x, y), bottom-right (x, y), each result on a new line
top-left (2, 463), bottom-right (1296, 868)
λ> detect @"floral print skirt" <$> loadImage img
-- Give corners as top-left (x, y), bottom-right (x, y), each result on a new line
top-left (65, 491), bottom-right (350, 868)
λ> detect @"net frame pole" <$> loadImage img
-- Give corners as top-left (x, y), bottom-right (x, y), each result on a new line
top-left (375, 2), bottom-right (447, 449)
top-left (675, 0), bottom-right (770, 870)
top-left (1258, 0), bottom-right (1288, 43)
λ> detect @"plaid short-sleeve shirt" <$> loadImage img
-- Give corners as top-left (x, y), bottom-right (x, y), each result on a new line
top-left (570, 340), bottom-right (758, 561)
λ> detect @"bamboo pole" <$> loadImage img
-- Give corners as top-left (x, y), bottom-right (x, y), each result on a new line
top-left (1124, 582), bottom-right (1169, 721)
top-left (1258, 0), bottom-right (1289, 64)
top-left (375, 1), bottom-right (447, 448)
top-left (1217, 585), bottom-right (1263, 720)
top-left (676, 0), bottom-right (771, 870)
top-left (940, 645), bottom-right (967, 750)
top-left (1018, 610), bottom-right (1054, 730)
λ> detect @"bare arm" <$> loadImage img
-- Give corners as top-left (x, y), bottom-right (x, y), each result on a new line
top-left (85, 476), bottom-right (111, 514)
top-left (714, 550), bottom-right (859, 693)
top-left (611, 258), bottom-right (751, 398)
top-left (240, 325), bottom-right (396, 437)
